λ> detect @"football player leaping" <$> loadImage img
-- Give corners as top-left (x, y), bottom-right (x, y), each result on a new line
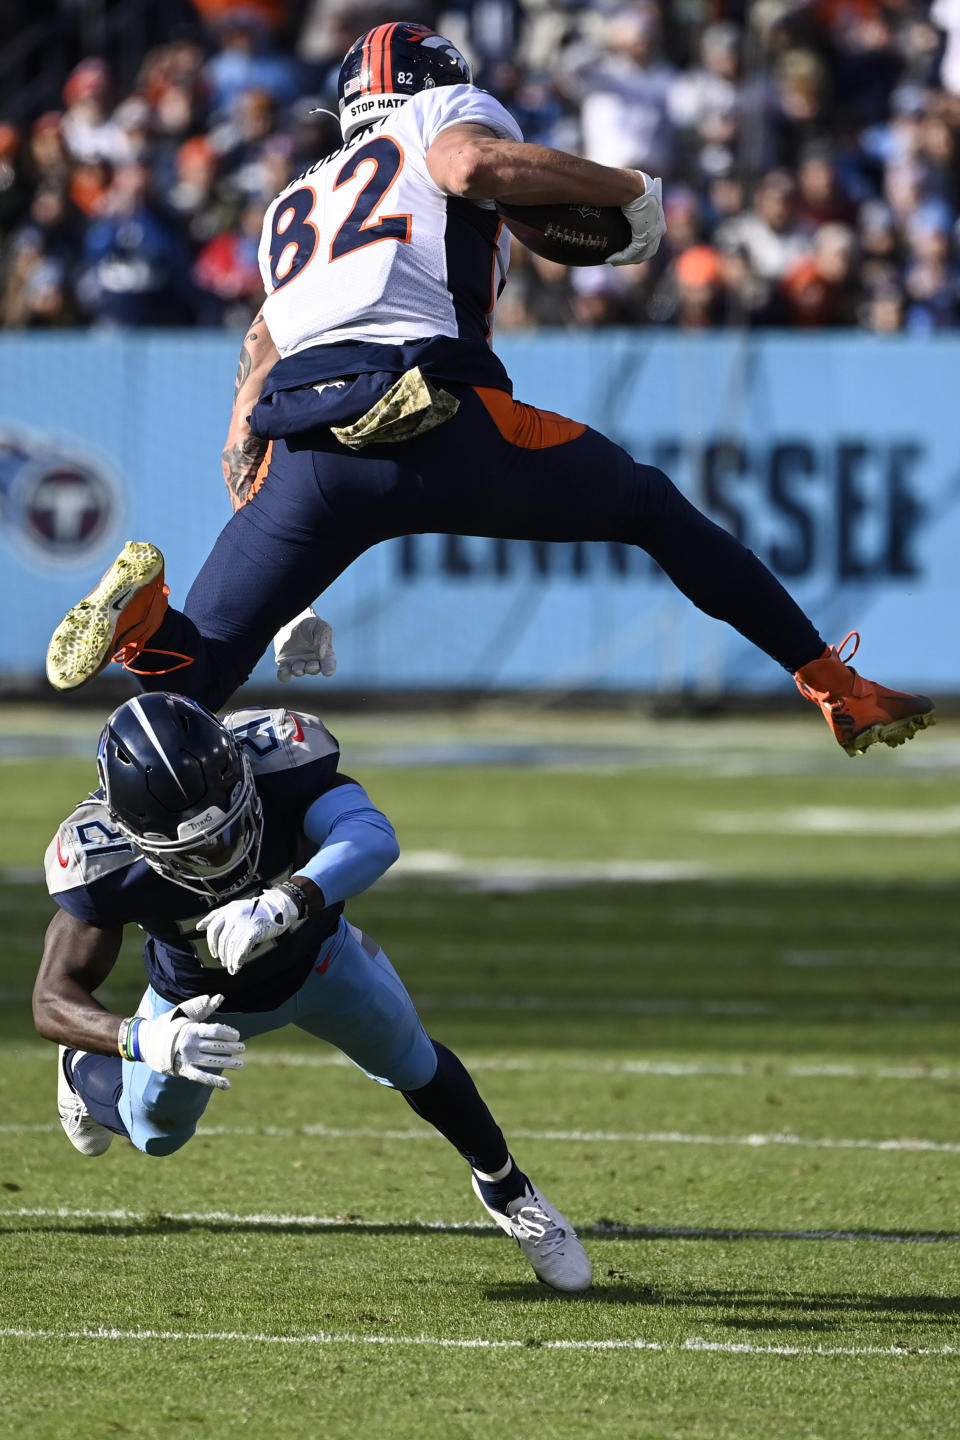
top-left (47, 22), bottom-right (933, 755)
top-left (34, 692), bottom-right (592, 1293)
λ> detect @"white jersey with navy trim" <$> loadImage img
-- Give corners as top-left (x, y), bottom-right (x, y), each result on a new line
top-left (258, 85), bottom-right (523, 355)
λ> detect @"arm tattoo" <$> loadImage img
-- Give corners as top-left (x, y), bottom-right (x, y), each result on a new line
top-left (233, 312), bottom-right (265, 399)
top-left (234, 343), bottom-right (252, 399)
top-left (222, 434), bottom-right (268, 507)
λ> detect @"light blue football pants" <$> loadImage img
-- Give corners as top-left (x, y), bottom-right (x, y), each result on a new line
top-left (118, 917), bottom-right (438, 1156)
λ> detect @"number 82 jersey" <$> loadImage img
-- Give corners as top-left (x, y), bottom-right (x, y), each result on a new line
top-left (258, 85), bottom-right (523, 357)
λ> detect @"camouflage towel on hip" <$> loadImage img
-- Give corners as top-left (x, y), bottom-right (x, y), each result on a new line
top-left (331, 366), bottom-right (460, 449)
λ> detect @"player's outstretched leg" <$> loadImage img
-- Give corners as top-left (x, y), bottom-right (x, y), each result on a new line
top-left (793, 632), bottom-right (936, 756)
top-left (46, 541), bottom-right (169, 691)
top-left (471, 1167), bottom-right (593, 1293)
top-left (57, 1047), bottom-right (114, 1156)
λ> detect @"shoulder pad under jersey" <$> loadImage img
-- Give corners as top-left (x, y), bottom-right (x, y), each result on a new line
top-left (408, 83), bottom-right (524, 146)
top-left (223, 708), bottom-right (339, 777)
top-left (44, 796), bottom-right (138, 899)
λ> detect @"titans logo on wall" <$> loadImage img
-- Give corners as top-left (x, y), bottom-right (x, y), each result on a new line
top-left (0, 429), bottom-right (123, 569)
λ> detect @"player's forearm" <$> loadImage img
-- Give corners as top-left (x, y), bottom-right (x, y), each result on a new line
top-left (298, 783), bottom-right (400, 906)
top-left (33, 976), bottom-right (125, 1055)
top-left (34, 910), bottom-right (125, 1053)
top-left (445, 139), bottom-right (645, 206)
top-left (222, 309), bottom-right (279, 513)
top-left (289, 821), bottom-right (399, 909)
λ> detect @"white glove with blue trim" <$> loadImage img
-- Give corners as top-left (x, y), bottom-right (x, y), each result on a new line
top-left (274, 606), bottom-right (337, 682)
top-left (606, 172), bottom-right (666, 266)
top-left (198, 888), bottom-right (301, 975)
top-left (136, 994), bottom-right (244, 1090)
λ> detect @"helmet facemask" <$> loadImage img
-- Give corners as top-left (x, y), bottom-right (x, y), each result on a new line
top-left (97, 695), bottom-right (266, 901)
top-left (111, 750), bottom-right (263, 899)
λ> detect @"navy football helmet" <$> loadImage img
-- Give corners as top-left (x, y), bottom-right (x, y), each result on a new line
top-left (337, 21), bottom-right (471, 142)
top-left (97, 693), bottom-right (262, 899)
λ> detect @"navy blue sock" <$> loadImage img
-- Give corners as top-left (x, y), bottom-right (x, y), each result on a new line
top-left (67, 1050), bottom-right (130, 1138)
top-left (472, 1160), bottom-right (531, 1214)
top-left (401, 1039), bottom-right (520, 1187)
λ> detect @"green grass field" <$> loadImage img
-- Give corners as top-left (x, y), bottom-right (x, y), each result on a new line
top-left (1, 706), bottom-right (958, 1439)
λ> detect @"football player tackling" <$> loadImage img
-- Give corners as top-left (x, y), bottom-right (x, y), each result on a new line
top-left (34, 693), bottom-right (592, 1293)
top-left (47, 22), bottom-right (933, 755)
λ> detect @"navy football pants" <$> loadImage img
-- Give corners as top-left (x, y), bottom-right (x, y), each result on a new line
top-left (145, 383), bottom-right (824, 708)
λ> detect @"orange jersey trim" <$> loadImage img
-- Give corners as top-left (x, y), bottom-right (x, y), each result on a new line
top-left (484, 219), bottom-right (503, 338)
top-left (329, 140), bottom-right (412, 262)
top-left (474, 387), bottom-right (586, 450)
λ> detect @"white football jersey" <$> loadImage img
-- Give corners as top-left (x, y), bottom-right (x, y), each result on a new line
top-left (258, 85), bottom-right (523, 356)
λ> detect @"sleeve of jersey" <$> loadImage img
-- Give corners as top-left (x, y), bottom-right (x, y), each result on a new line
top-left (43, 825), bottom-right (121, 929)
top-left (419, 84), bottom-right (524, 147)
top-left (299, 783), bottom-right (400, 906)
top-left (222, 708), bottom-right (340, 785)
top-left (258, 198), bottom-right (277, 295)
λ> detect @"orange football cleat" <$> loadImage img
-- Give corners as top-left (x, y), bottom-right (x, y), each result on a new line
top-left (46, 541), bottom-right (170, 691)
top-left (794, 632), bottom-right (936, 756)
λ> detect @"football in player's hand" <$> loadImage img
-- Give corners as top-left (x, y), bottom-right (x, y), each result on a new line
top-left (496, 202), bottom-right (631, 266)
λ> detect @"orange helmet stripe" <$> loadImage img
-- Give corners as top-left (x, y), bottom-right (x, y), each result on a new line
top-left (370, 22), bottom-right (392, 93)
top-left (380, 22), bottom-right (400, 94)
top-left (361, 24), bottom-right (389, 94)
top-left (360, 29), bottom-right (372, 92)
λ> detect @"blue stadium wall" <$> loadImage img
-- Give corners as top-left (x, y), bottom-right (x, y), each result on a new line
top-left (0, 331), bottom-right (955, 693)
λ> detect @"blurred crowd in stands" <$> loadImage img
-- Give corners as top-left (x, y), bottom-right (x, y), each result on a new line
top-left (1, 0), bottom-right (959, 332)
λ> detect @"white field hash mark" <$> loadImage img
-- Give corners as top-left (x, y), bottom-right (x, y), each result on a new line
top-left (0, 1325), bottom-right (955, 1360)
top-left (3, 1123), bottom-right (960, 1153)
top-left (6, 1208), bottom-right (960, 1245)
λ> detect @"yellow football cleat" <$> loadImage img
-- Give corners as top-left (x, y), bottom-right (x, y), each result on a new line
top-left (46, 540), bottom-right (169, 691)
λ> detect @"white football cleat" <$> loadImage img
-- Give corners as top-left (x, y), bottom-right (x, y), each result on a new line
top-left (57, 1047), bottom-right (113, 1156)
top-left (472, 1174), bottom-right (593, 1293)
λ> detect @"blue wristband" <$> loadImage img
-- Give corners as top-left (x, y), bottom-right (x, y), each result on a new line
top-left (129, 1017), bottom-right (143, 1063)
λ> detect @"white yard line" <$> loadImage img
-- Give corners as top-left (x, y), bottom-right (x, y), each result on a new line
top-left (393, 855), bottom-right (711, 886)
top-left (3, 1123), bottom-right (960, 1153)
top-left (0, 993), bottom-right (948, 1018)
top-left (4, 1047), bottom-right (960, 1082)
top-left (0, 1324), bottom-right (954, 1359)
top-left (1, 858), bottom-right (709, 889)
top-left (782, 952), bottom-right (960, 969)
top-left (252, 1054), bottom-right (960, 1082)
top-left (700, 806), bottom-right (960, 836)
top-left (411, 994), bottom-right (943, 1020)
top-left (5, 1208), bottom-right (960, 1245)
top-left (0, 991), bottom-right (951, 1019)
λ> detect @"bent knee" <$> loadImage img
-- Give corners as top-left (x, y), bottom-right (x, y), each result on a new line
top-left (363, 1027), bottom-right (437, 1091)
top-left (137, 1127), bottom-right (196, 1157)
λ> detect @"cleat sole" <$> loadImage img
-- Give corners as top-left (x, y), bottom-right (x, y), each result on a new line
top-left (46, 541), bottom-right (164, 691)
top-left (843, 709), bottom-right (937, 757)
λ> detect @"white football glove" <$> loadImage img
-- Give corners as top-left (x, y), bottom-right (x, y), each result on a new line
top-left (606, 172), bottom-right (666, 267)
top-left (136, 993), bottom-right (244, 1090)
top-left (197, 887), bottom-right (301, 975)
top-left (274, 606), bottom-right (337, 682)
